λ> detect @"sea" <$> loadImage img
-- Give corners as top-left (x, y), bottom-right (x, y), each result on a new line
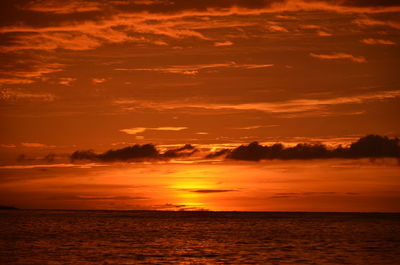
top-left (1, 210), bottom-right (399, 264)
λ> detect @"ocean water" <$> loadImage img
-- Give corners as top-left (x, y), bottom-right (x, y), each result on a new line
top-left (1, 210), bottom-right (399, 265)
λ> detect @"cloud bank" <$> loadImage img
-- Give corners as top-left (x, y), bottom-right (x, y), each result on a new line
top-left (227, 135), bottom-right (400, 161)
top-left (69, 135), bottom-right (400, 163)
top-left (71, 143), bottom-right (199, 162)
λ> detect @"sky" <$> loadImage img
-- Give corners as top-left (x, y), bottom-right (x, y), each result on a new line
top-left (0, 0), bottom-right (399, 211)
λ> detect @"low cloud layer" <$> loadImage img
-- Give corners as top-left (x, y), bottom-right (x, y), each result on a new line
top-left (71, 143), bottom-right (199, 162)
top-left (69, 135), bottom-right (400, 163)
top-left (227, 135), bottom-right (400, 161)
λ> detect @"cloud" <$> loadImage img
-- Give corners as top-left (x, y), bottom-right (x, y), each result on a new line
top-left (270, 192), bottom-right (338, 199)
top-left (69, 135), bottom-right (400, 163)
top-left (0, 88), bottom-right (56, 102)
top-left (1, 63), bottom-right (64, 78)
top-left (58, 77), bottom-right (76, 86)
top-left (0, 32), bottom-right (103, 52)
top-left (0, 61), bottom-right (64, 87)
top-left (213, 41), bottom-right (233, 47)
top-left (0, 144), bottom-right (16, 148)
top-left (235, 125), bottom-right (279, 130)
top-left (204, 149), bottom-right (231, 159)
top-left (120, 127), bottom-right (147, 135)
top-left (189, 189), bottom-right (235, 193)
top-left (16, 0), bottom-right (400, 16)
top-left (49, 194), bottom-right (148, 201)
top-left (115, 62), bottom-right (273, 75)
top-left (120, 126), bottom-right (188, 135)
top-left (72, 195), bottom-right (147, 201)
top-left (115, 90), bottom-right (400, 115)
top-left (361, 38), bottom-right (396, 45)
top-left (1, 0), bottom-right (397, 53)
top-left (161, 144), bottom-right (198, 159)
top-left (71, 144), bottom-right (159, 162)
top-left (0, 78), bottom-right (35, 85)
top-left (22, 0), bottom-right (103, 14)
top-left (92, 78), bottom-right (107, 84)
top-left (317, 31), bottom-right (332, 36)
top-left (21, 142), bottom-right (48, 148)
top-left (353, 18), bottom-right (400, 30)
top-left (227, 135), bottom-right (400, 161)
top-left (310, 52), bottom-right (366, 63)
top-left (70, 144), bottom-right (198, 162)
top-left (267, 24), bottom-right (289, 32)
top-left (0, 163), bottom-right (104, 169)
top-left (152, 203), bottom-right (207, 211)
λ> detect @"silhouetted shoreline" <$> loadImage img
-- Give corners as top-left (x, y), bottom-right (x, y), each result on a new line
top-left (0, 206), bottom-right (18, 210)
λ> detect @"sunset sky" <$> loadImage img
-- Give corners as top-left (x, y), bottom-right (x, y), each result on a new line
top-left (0, 0), bottom-right (399, 211)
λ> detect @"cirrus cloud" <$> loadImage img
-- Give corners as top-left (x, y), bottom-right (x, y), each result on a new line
top-left (120, 127), bottom-right (188, 135)
top-left (310, 52), bottom-right (367, 63)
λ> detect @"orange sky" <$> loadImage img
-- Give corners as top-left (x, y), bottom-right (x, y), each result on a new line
top-left (0, 0), bottom-right (399, 211)
top-left (0, 0), bottom-right (399, 155)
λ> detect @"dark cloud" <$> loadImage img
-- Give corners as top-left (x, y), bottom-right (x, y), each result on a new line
top-left (349, 135), bottom-right (400, 158)
top-left (271, 191), bottom-right (339, 199)
top-left (2, 0), bottom-right (397, 29)
top-left (48, 194), bottom-right (148, 201)
top-left (70, 149), bottom-right (99, 161)
top-left (204, 149), bottom-right (231, 159)
top-left (71, 144), bottom-right (158, 162)
top-left (340, 0), bottom-right (400, 8)
top-left (161, 144), bottom-right (198, 159)
top-left (190, 189), bottom-right (235, 193)
top-left (70, 135), bottom-right (399, 162)
top-left (70, 143), bottom-right (198, 162)
top-left (227, 135), bottom-right (400, 161)
top-left (98, 144), bottom-right (159, 161)
top-left (43, 153), bottom-right (56, 162)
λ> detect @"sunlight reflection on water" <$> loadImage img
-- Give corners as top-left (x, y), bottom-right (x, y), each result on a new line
top-left (1, 211), bottom-right (399, 265)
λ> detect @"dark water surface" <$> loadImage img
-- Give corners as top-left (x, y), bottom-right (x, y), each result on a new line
top-left (1, 210), bottom-right (399, 264)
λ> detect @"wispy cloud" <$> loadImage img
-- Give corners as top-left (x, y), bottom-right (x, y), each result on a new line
top-left (213, 41), bottom-right (233, 47)
top-left (271, 192), bottom-right (338, 199)
top-left (235, 125), bottom-right (280, 130)
top-left (317, 31), bottom-right (332, 36)
top-left (18, 0), bottom-right (400, 16)
top-left (1, 1), bottom-right (398, 53)
top-left (2, 63), bottom-right (64, 78)
top-left (0, 62), bottom-right (64, 86)
top-left (115, 62), bottom-right (273, 75)
top-left (361, 38), bottom-right (396, 45)
top-left (120, 127), bottom-right (188, 135)
top-left (21, 142), bottom-right (49, 148)
top-left (58, 77), bottom-right (76, 86)
top-left (92, 78), bottom-right (107, 84)
top-left (0, 78), bottom-right (35, 85)
top-left (353, 18), bottom-right (400, 30)
top-left (267, 24), bottom-right (289, 33)
top-left (310, 52), bottom-right (366, 63)
top-left (115, 90), bottom-right (400, 114)
top-left (0, 88), bottom-right (56, 102)
top-left (22, 0), bottom-right (103, 14)
top-left (0, 144), bottom-right (16, 148)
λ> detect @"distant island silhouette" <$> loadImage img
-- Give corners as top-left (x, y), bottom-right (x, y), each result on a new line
top-left (0, 205), bottom-right (18, 210)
